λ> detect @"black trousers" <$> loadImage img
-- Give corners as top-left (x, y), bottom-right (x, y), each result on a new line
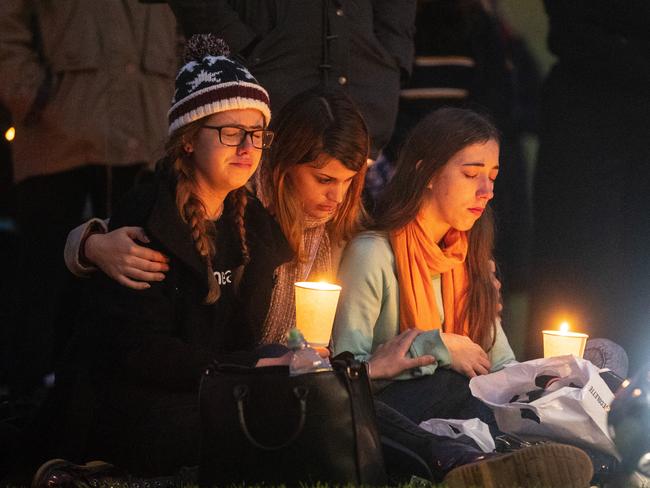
top-left (6, 163), bottom-right (146, 395)
top-left (88, 392), bottom-right (200, 477)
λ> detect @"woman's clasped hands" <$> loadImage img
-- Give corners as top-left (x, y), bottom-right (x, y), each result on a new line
top-left (441, 332), bottom-right (491, 378)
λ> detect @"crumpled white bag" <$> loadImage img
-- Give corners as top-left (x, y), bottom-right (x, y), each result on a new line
top-left (470, 355), bottom-right (619, 458)
top-left (418, 417), bottom-right (496, 453)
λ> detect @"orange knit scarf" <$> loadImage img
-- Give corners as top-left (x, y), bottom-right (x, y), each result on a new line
top-left (390, 207), bottom-right (470, 335)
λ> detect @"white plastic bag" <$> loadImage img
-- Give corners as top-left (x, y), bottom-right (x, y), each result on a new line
top-left (418, 417), bottom-right (495, 453)
top-left (470, 355), bottom-right (619, 458)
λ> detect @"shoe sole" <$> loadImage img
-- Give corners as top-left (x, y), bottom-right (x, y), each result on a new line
top-left (443, 443), bottom-right (594, 488)
top-left (31, 458), bottom-right (114, 488)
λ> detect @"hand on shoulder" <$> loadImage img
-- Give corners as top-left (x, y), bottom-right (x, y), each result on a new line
top-left (86, 226), bottom-right (169, 290)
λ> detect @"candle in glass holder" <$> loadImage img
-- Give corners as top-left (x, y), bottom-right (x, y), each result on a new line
top-left (294, 281), bottom-right (342, 347)
top-left (542, 321), bottom-right (589, 358)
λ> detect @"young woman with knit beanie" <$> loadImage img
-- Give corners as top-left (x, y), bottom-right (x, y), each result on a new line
top-left (42, 34), bottom-right (294, 475)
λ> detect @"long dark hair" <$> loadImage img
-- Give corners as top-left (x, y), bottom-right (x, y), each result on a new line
top-left (375, 107), bottom-right (501, 350)
top-left (261, 88), bottom-right (369, 258)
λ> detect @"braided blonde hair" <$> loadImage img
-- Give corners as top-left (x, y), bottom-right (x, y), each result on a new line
top-left (230, 188), bottom-right (250, 265)
top-left (164, 119), bottom-right (250, 304)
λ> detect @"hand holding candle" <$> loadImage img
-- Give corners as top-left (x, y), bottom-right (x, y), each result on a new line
top-left (294, 281), bottom-right (342, 347)
top-left (542, 321), bottom-right (589, 358)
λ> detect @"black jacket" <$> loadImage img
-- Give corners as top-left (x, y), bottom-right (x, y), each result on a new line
top-left (40, 168), bottom-right (291, 462)
top-left (75, 168), bottom-right (292, 416)
top-left (166, 0), bottom-right (416, 158)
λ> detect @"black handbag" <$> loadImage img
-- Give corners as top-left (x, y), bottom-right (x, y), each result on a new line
top-left (198, 353), bottom-right (387, 486)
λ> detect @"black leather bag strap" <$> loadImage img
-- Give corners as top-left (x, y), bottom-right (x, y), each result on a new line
top-left (332, 354), bottom-right (388, 485)
top-left (233, 384), bottom-right (309, 450)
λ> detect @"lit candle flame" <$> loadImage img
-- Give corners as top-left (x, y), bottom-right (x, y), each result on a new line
top-left (4, 127), bottom-right (15, 142)
top-left (559, 321), bottom-right (570, 333)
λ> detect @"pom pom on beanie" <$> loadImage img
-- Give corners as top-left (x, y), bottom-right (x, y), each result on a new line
top-left (168, 34), bottom-right (271, 135)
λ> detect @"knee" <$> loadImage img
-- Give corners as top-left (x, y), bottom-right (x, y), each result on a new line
top-left (584, 338), bottom-right (629, 378)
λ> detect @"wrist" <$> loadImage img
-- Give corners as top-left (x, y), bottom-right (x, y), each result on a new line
top-left (81, 234), bottom-right (98, 267)
top-left (81, 223), bottom-right (105, 267)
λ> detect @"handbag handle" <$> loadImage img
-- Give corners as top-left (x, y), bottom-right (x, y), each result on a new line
top-left (233, 384), bottom-right (309, 450)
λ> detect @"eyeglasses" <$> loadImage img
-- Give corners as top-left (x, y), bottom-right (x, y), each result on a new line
top-left (202, 125), bottom-right (274, 149)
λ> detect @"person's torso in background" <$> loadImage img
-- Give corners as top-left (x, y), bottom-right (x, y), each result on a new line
top-left (12, 0), bottom-right (178, 182)
top-left (212, 0), bottom-right (411, 158)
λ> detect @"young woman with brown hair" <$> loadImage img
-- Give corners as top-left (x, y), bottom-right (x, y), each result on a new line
top-left (254, 88), bottom-right (368, 343)
top-left (331, 107), bottom-right (516, 421)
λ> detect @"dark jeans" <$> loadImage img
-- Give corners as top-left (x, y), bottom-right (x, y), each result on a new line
top-left (374, 369), bottom-right (499, 434)
top-left (6, 164), bottom-right (146, 395)
top-left (374, 399), bottom-right (489, 482)
top-left (372, 370), bottom-right (501, 482)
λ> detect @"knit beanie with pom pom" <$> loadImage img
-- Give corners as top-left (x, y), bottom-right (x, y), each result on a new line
top-left (167, 34), bottom-right (271, 134)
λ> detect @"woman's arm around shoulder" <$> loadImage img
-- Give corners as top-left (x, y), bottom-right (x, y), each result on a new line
top-left (64, 181), bottom-right (169, 287)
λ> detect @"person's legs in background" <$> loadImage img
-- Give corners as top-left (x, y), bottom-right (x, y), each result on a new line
top-left (584, 338), bottom-right (629, 379)
top-left (7, 162), bottom-right (147, 400)
top-left (8, 167), bottom-right (92, 399)
top-left (54, 163), bottom-right (149, 358)
top-left (530, 65), bottom-right (650, 376)
top-left (87, 163), bottom-right (148, 218)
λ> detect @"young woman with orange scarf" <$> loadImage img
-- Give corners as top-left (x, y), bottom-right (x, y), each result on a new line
top-left (332, 107), bottom-right (516, 424)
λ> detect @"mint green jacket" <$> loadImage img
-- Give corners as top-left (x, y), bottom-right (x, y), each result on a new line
top-left (331, 232), bottom-right (516, 378)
